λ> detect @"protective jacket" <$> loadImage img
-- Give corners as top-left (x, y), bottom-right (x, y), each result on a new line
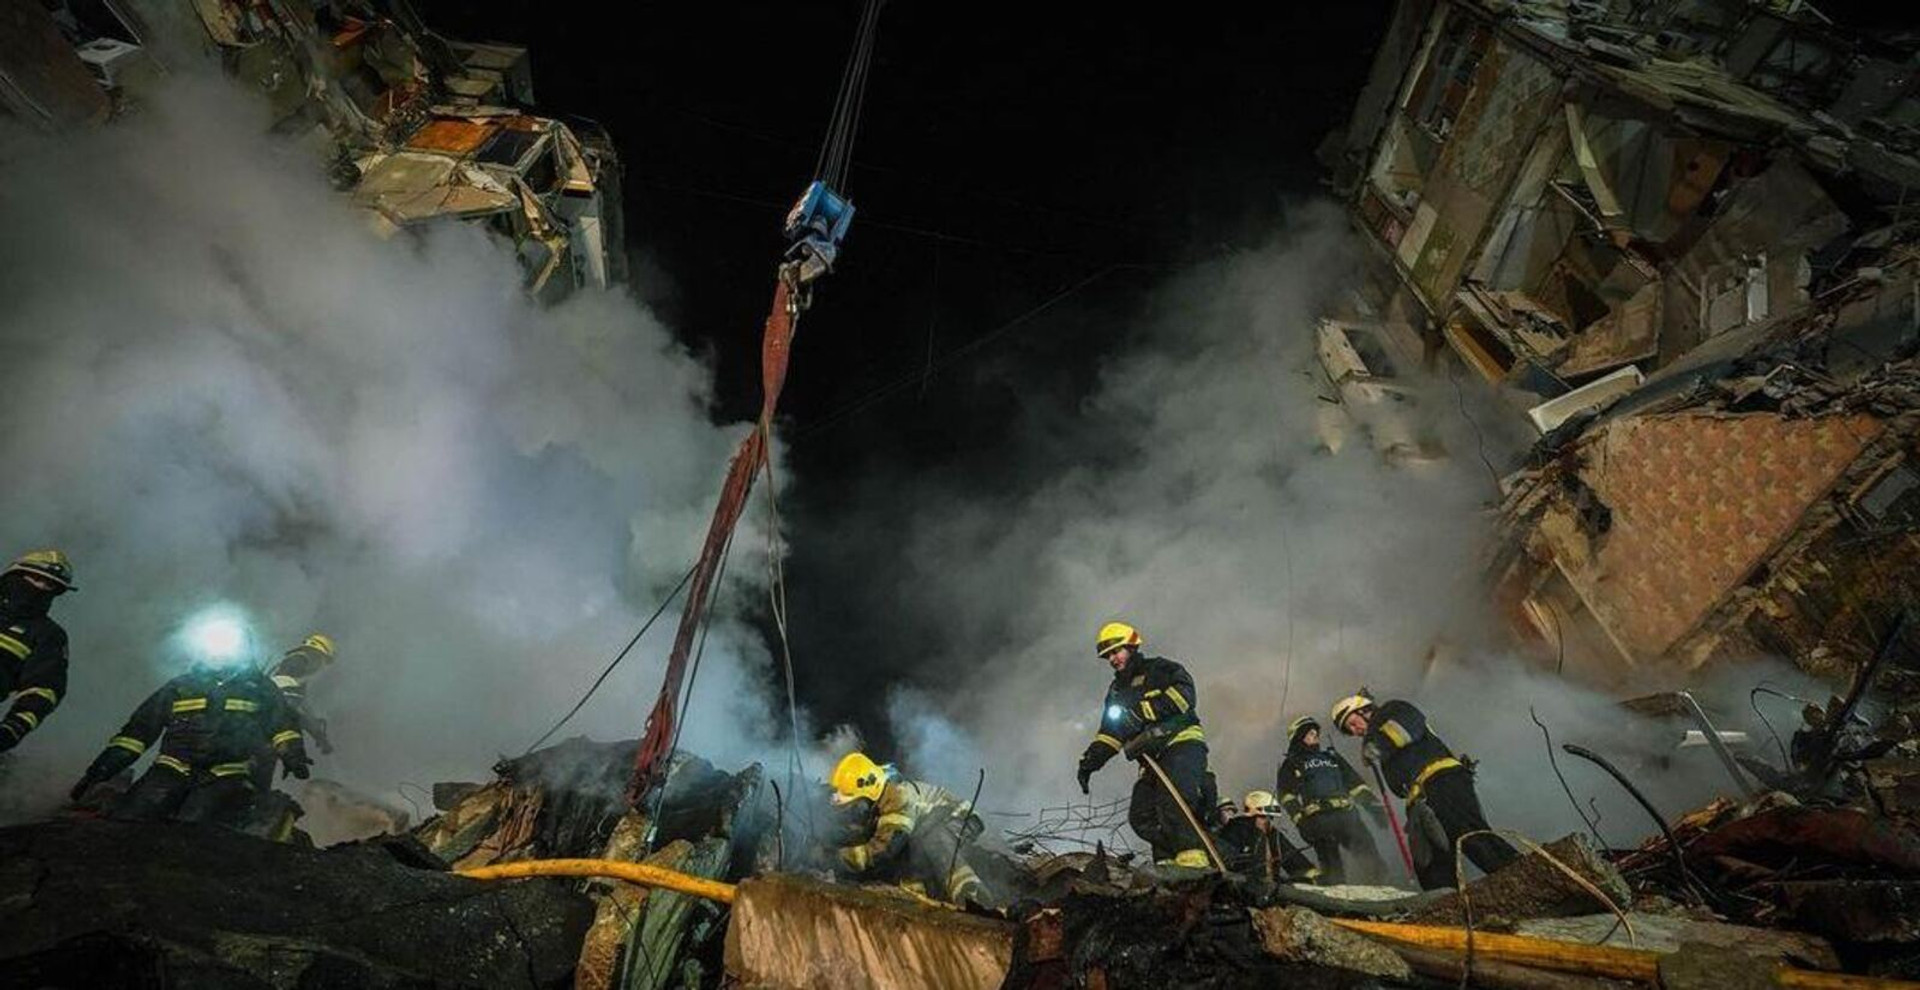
top-left (0, 584), bottom-right (67, 750)
top-left (838, 778), bottom-right (976, 872)
top-left (836, 777), bottom-right (989, 904)
top-left (1275, 743), bottom-right (1373, 824)
top-left (82, 665), bottom-right (309, 786)
top-left (1080, 654), bottom-right (1204, 775)
top-left (268, 644), bottom-right (333, 753)
top-left (1359, 699), bottom-right (1460, 802)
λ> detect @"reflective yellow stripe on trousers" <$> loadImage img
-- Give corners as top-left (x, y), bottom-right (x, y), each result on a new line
top-left (1406, 757), bottom-right (1463, 804)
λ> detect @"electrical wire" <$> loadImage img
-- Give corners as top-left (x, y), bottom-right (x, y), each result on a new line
top-left (794, 265), bottom-right (1119, 439)
top-left (521, 562), bottom-right (699, 755)
top-left (759, 431), bottom-right (816, 844)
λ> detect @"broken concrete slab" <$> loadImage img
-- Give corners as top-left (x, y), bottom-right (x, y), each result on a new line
top-left (1516, 912), bottom-right (1840, 969)
top-left (1657, 940), bottom-right (1781, 990)
top-left (1408, 834), bottom-right (1631, 926)
top-left (0, 820), bottom-right (592, 989)
top-left (1250, 905), bottom-right (1414, 981)
top-left (1389, 943), bottom-right (1628, 990)
top-left (724, 873), bottom-right (1014, 990)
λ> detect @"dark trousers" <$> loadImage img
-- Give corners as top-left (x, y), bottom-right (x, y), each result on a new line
top-left (1409, 768), bottom-right (1519, 889)
top-left (1299, 807), bottom-right (1387, 885)
top-left (114, 766), bottom-right (255, 826)
top-left (1128, 741), bottom-right (1211, 863)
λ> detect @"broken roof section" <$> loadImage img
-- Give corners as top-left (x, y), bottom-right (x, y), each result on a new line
top-left (1, 0), bottom-right (627, 300)
top-left (351, 108), bottom-right (621, 299)
top-left (1342, 0), bottom-right (1920, 417)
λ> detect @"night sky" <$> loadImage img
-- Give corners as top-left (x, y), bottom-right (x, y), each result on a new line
top-left (418, 1), bottom-right (1398, 736)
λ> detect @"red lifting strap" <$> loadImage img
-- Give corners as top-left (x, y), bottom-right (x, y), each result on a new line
top-left (628, 281), bottom-right (798, 805)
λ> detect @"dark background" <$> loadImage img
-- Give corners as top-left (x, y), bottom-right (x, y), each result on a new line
top-left (414, 0), bottom-right (1906, 742)
top-left (414, 1), bottom-right (1396, 740)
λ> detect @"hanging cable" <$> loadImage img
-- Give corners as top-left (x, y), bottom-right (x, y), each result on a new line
top-left (816, 0), bottom-right (886, 191)
top-left (521, 562), bottom-right (699, 756)
top-left (759, 429), bottom-right (816, 843)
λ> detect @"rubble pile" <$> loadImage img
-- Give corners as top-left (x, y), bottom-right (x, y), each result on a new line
top-left (2, 0), bottom-right (629, 298)
top-left (0, 819), bottom-right (593, 987)
top-left (9, 735), bottom-right (1920, 988)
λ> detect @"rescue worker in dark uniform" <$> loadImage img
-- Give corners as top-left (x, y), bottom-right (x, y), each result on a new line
top-left (1076, 621), bottom-right (1215, 868)
top-left (828, 751), bottom-right (999, 907)
top-left (1276, 715), bottom-right (1389, 885)
top-left (1216, 790), bottom-right (1316, 883)
top-left (253, 633), bottom-right (336, 790)
top-left (0, 550), bottom-right (76, 757)
top-left (72, 650), bottom-right (310, 828)
top-left (1332, 692), bottom-right (1518, 889)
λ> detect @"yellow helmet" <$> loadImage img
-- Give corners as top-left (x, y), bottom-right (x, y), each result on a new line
top-left (1095, 621), bottom-right (1143, 658)
top-left (5, 549), bottom-right (75, 592)
top-left (1331, 692), bottom-right (1375, 734)
top-left (303, 633), bottom-right (337, 658)
top-left (829, 751), bottom-right (889, 805)
top-left (1243, 790), bottom-right (1277, 814)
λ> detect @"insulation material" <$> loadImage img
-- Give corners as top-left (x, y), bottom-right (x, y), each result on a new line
top-left (724, 875), bottom-right (1015, 990)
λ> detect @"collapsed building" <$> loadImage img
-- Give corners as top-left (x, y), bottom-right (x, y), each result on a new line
top-left (0, 0), bottom-right (627, 298)
top-left (4, 0), bottom-right (1920, 987)
top-left (1320, 0), bottom-right (1920, 687)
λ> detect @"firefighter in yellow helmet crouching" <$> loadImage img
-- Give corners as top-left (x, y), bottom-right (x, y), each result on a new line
top-left (1076, 621), bottom-right (1218, 870)
top-left (828, 751), bottom-right (1002, 908)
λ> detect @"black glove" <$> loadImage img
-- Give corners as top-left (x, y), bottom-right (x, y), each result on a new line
top-left (1077, 742), bottom-right (1114, 794)
top-left (283, 754), bottom-right (312, 780)
top-left (69, 774), bottom-right (99, 803)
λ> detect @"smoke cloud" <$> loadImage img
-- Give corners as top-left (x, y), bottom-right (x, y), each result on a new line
top-left (0, 77), bottom-right (784, 820)
top-left (816, 204), bottom-right (1778, 858)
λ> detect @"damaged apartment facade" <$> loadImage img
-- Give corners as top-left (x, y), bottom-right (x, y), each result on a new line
top-left (0, 0), bottom-right (627, 299)
top-left (1326, 0), bottom-right (1920, 683)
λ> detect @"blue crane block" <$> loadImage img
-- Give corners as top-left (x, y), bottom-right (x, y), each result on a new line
top-left (782, 180), bottom-right (855, 286)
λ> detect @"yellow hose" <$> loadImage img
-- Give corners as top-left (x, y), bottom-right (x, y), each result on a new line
top-left (458, 858), bottom-right (738, 904)
top-left (1333, 919), bottom-right (1920, 990)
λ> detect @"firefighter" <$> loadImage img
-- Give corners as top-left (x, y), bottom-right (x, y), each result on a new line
top-left (1215, 790), bottom-right (1316, 883)
top-left (253, 633), bottom-right (337, 790)
top-left (71, 639), bottom-right (310, 830)
top-left (1075, 621), bottom-right (1215, 868)
top-left (1332, 692), bottom-right (1518, 889)
top-left (1275, 715), bottom-right (1388, 885)
top-left (0, 550), bottom-right (75, 757)
top-left (829, 751), bottom-right (999, 907)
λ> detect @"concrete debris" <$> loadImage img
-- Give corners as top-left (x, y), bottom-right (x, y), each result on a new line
top-left (1407, 834), bottom-right (1631, 926)
top-left (1656, 940), bottom-right (1782, 990)
top-left (1250, 905), bottom-right (1415, 980)
top-left (1516, 913), bottom-right (1840, 970)
top-left (0, 0), bottom-right (625, 299)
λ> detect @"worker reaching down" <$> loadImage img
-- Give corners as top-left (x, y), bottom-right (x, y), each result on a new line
top-left (1332, 691), bottom-right (1518, 889)
top-left (828, 751), bottom-right (1001, 908)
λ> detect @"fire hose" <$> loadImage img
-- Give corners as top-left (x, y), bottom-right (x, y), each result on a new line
top-left (459, 859), bottom-right (736, 904)
top-left (1137, 750), bottom-right (1227, 873)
